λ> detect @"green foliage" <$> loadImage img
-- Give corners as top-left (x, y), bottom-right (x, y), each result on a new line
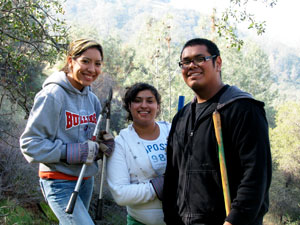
top-left (267, 170), bottom-right (300, 223)
top-left (1, 0), bottom-right (299, 223)
top-left (0, 0), bottom-right (69, 151)
top-left (267, 44), bottom-right (300, 104)
top-left (0, 0), bottom-right (68, 117)
top-left (127, 15), bottom-right (193, 121)
top-left (101, 37), bottom-right (136, 83)
top-left (38, 201), bottom-right (58, 223)
top-left (61, 0), bottom-right (289, 125)
top-left (0, 199), bottom-right (53, 225)
top-left (221, 40), bottom-right (278, 127)
top-left (270, 102), bottom-right (300, 177)
top-left (268, 101), bottom-right (300, 222)
top-left (214, 0), bottom-right (278, 49)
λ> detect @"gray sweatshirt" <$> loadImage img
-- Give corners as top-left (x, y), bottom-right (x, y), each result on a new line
top-left (20, 71), bottom-right (101, 177)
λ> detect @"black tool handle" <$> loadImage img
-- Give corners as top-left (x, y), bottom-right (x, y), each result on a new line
top-left (95, 198), bottom-right (104, 220)
top-left (65, 191), bottom-right (78, 214)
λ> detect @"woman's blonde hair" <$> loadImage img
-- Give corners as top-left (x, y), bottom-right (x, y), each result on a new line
top-left (60, 38), bottom-right (103, 73)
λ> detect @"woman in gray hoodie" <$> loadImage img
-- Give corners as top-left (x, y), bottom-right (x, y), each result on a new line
top-left (20, 39), bottom-right (113, 225)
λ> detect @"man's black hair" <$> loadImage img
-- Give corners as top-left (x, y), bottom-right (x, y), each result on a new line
top-left (180, 38), bottom-right (220, 66)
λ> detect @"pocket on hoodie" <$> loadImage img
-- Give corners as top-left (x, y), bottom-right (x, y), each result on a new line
top-left (184, 168), bottom-right (224, 216)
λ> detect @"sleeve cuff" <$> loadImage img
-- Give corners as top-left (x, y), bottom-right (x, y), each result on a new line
top-left (149, 182), bottom-right (156, 198)
top-left (60, 145), bottom-right (67, 159)
top-left (226, 208), bottom-right (255, 225)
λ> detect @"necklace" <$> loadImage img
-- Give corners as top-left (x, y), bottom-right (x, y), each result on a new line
top-left (133, 122), bottom-right (159, 140)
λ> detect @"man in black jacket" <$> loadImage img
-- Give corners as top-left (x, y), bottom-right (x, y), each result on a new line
top-left (162, 38), bottom-right (272, 225)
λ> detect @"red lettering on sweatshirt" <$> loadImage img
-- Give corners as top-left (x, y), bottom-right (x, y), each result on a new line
top-left (65, 111), bottom-right (97, 129)
top-left (73, 114), bottom-right (79, 126)
top-left (66, 112), bottom-right (73, 129)
top-left (83, 116), bottom-right (88, 123)
top-left (89, 114), bottom-right (94, 123)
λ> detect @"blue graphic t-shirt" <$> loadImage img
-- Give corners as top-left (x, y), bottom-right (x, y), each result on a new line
top-left (141, 123), bottom-right (169, 176)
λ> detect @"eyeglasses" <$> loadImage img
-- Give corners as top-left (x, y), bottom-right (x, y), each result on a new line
top-left (178, 55), bottom-right (216, 69)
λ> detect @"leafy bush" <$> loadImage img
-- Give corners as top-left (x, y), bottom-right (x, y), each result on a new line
top-left (268, 101), bottom-right (300, 223)
top-left (0, 199), bottom-right (52, 225)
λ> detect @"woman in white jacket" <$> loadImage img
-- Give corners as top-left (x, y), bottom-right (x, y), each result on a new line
top-left (107, 83), bottom-right (170, 225)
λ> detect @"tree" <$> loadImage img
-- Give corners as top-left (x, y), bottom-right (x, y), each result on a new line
top-left (0, 0), bottom-right (68, 149)
top-left (0, 0), bottom-right (68, 118)
top-left (0, 0), bottom-right (68, 208)
top-left (220, 39), bottom-right (278, 127)
top-left (62, 0), bottom-right (282, 120)
top-left (270, 102), bottom-right (300, 179)
top-left (214, 0), bottom-right (278, 49)
top-left (269, 101), bottom-right (300, 222)
top-left (268, 43), bottom-right (300, 104)
top-left (127, 15), bottom-right (193, 121)
top-left (92, 36), bottom-right (136, 134)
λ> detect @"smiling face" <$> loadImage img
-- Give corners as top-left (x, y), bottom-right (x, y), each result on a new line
top-left (181, 45), bottom-right (223, 102)
top-left (129, 89), bottom-right (160, 127)
top-left (67, 47), bottom-right (102, 90)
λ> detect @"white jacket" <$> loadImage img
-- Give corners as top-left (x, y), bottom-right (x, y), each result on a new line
top-left (107, 122), bottom-right (170, 225)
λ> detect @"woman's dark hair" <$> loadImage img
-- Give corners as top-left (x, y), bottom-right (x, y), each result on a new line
top-left (60, 38), bottom-right (103, 73)
top-left (123, 82), bottom-right (161, 121)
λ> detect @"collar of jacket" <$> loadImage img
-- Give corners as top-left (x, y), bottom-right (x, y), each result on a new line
top-left (189, 85), bottom-right (259, 132)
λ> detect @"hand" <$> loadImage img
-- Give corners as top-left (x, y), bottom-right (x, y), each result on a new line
top-left (224, 222), bottom-right (232, 225)
top-left (67, 140), bottom-right (99, 165)
top-left (96, 130), bottom-right (114, 157)
top-left (150, 175), bottom-right (164, 201)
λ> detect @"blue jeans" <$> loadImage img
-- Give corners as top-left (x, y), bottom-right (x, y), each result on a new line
top-left (40, 177), bottom-right (95, 225)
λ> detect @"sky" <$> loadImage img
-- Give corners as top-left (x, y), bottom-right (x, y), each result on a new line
top-left (170, 0), bottom-right (300, 49)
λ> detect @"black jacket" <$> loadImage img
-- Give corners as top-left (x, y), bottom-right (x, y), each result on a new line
top-left (163, 85), bottom-right (272, 225)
